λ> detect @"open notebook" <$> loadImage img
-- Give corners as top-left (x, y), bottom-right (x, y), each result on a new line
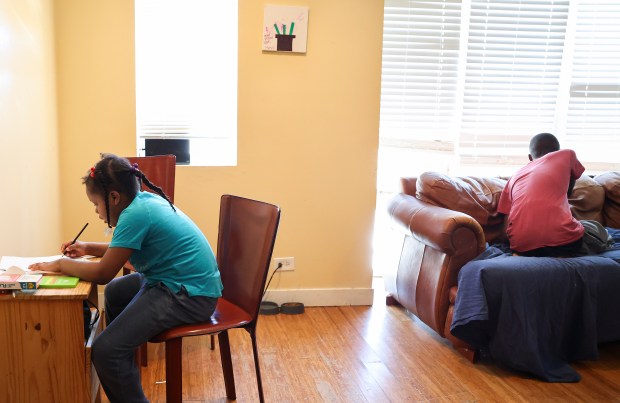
top-left (0, 255), bottom-right (91, 275)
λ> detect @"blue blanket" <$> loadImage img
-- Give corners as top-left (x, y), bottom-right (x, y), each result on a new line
top-left (450, 228), bottom-right (620, 382)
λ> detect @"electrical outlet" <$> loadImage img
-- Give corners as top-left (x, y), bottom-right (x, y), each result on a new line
top-left (274, 257), bottom-right (295, 271)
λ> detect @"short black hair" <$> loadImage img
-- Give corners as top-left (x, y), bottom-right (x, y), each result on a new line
top-left (529, 133), bottom-right (560, 159)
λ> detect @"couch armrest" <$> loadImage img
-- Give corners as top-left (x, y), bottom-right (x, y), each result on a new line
top-left (388, 193), bottom-right (486, 255)
top-left (386, 193), bottom-right (486, 337)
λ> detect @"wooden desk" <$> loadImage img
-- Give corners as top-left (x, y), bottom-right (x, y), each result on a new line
top-left (0, 281), bottom-right (103, 403)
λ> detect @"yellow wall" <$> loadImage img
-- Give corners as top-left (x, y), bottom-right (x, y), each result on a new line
top-left (53, 0), bottom-right (383, 297)
top-left (0, 0), bottom-right (61, 256)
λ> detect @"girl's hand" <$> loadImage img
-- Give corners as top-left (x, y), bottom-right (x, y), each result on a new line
top-left (61, 240), bottom-right (87, 258)
top-left (29, 259), bottom-right (62, 273)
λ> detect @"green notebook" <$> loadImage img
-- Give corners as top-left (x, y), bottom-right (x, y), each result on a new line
top-left (39, 276), bottom-right (80, 288)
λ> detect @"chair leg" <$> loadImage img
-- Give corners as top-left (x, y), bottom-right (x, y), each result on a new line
top-left (141, 343), bottom-right (148, 366)
top-left (250, 330), bottom-right (265, 403)
top-left (165, 338), bottom-right (183, 403)
top-left (210, 334), bottom-right (215, 350)
top-left (135, 343), bottom-right (148, 366)
top-left (217, 330), bottom-right (236, 400)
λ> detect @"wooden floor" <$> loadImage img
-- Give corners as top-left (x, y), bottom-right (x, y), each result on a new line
top-left (102, 290), bottom-right (620, 402)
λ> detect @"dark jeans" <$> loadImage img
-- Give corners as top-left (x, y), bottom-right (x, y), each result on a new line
top-left (519, 237), bottom-right (583, 257)
top-left (519, 220), bottom-right (614, 257)
top-left (93, 273), bottom-right (217, 403)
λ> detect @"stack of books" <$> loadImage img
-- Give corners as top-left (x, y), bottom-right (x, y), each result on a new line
top-left (0, 273), bottom-right (80, 292)
top-left (0, 273), bottom-right (43, 291)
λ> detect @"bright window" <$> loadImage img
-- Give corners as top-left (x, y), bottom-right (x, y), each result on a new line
top-left (379, 0), bottom-right (620, 181)
top-left (374, 0), bottom-right (620, 275)
top-left (135, 0), bottom-right (238, 166)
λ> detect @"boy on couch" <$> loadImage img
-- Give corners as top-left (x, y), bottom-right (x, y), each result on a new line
top-left (498, 132), bottom-right (612, 257)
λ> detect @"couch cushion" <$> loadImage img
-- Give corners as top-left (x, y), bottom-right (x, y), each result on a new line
top-left (400, 177), bottom-right (417, 197)
top-left (594, 172), bottom-right (620, 228)
top-left (569, 174), bottom-right (605, 223)
top-left (416, 172), bottom-right (507, 225)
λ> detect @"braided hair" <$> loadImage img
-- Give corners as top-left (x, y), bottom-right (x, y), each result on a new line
top-left (83, 153), bottom-right (176, 228)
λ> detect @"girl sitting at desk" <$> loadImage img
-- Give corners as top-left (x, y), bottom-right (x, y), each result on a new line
top-left (30, 153), bottom-right (222, 403)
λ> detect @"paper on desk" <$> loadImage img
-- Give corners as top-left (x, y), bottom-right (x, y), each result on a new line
top-left (0, 255), bottom-right (64, 272)
top-left (3, 266), bottom-right (56, 275)
top-left (0, 255), bottom-right (95, 274)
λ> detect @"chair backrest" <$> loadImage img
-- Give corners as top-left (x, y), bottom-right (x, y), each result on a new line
top-left (216, 195), bottom-right (281, 321)
top-left (125, 155), bottom-right (176, 203)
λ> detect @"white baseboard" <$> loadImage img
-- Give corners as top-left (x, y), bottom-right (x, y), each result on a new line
top-left (99, 288), bottom-right (375, 309)
top-left (262, 288), bottom-right (374, 306)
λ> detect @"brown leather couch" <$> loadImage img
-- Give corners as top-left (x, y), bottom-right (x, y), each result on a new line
top-left (385, 171), bottom-right (620, 361)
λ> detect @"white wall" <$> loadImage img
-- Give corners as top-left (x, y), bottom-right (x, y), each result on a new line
top-left (0, 0), bottom-right (61, 256)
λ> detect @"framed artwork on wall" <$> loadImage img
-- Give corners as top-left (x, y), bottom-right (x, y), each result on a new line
top-left (263, 5), bottom-right (309, 53)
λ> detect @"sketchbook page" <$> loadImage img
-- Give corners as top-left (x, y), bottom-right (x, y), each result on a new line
top-left (3, 266), bottom-right (62, 275)
top-left (0, 255), bottom-right (64, 272)
top-left (0, 255), bottom-right (95, 274)
top-left (0, 255), bottom-right (97, 274)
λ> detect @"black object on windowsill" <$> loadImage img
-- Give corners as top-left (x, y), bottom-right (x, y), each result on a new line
top-left (145, 138), bottom-right (190, 165)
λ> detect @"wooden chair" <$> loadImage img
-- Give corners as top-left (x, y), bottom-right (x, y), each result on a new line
top-left (125, 155), bottom-right (176, 203)
top-left (150, 194), bottom-right (281, 403)
top-left (122, 156), bottom-right (176, 274)
top-left (123, 154), bottom-right (176, 366)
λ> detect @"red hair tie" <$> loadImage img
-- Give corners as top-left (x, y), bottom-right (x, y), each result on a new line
top-left (90, 167), bottom-right (96, 178)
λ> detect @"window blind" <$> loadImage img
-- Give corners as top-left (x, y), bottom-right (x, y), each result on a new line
top-left (380, 0), bottom-right (463, 151)
top-left (459, 0), bottom-right (570, 164)
top-left (565, 1), bottom-right (620, 163)
top-left (380, 0), bottom-right (620, 173)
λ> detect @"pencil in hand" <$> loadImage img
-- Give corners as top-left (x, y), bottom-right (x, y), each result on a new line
top-left (63, 223), bottom-right (89, 256)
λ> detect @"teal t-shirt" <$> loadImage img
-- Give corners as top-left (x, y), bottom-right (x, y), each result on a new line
top-left (110, 192), bottom-right (222, 298)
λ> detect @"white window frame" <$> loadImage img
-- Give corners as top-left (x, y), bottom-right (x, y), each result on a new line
top-left (135, 0), bottom-right (238, 166)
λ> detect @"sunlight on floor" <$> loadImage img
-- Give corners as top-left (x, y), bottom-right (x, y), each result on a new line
top-left (363, 276), bottom-right (388, 344)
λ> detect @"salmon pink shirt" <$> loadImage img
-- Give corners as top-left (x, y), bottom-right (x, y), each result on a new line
top-left (498, 149), bottom-right (585, 253)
